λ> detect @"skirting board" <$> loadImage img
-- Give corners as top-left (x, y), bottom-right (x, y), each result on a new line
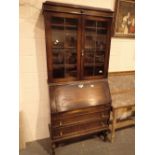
top-left (109, 71), bottom-right (135, 76)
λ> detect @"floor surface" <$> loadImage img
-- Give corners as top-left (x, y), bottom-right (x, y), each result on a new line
top-left (20, 127), bottom-right (134, 155)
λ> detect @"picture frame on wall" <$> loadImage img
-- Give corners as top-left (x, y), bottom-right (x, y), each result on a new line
top-left (113, 0), bottom-right (135, 38)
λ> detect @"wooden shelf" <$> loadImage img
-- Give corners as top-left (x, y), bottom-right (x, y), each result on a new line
top-left (84, 63), bottom-right (104, 67)
top-left (116, 119), bottom-right (135, 129)
top-left (85, 48), bottom-right (106, 51)
top-left (85, 26), bottom-right (107, 30)
top-left (51, 23), bottom-right (77, 28)
top-left (65, 64), bottom-right (76, 68)
top-left (53, 65), bottom-right (64, 69)
top-left (53, 64), bottom-right (76, 69)
top-left (52, 47), bottom-right (76, 50)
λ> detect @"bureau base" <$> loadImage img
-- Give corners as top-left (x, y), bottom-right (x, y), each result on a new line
top-left (49, 123), bottom-right (109, 155)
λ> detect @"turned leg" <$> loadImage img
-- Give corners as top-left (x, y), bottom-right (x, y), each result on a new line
top-left (103, 130), bottom-right (109, 142)
top-left (48, 124), bottom-right (56, 155)
top-left (51, 143), bottom-right (56, 155)
top-left (111, 108), bottom-right (116, 143)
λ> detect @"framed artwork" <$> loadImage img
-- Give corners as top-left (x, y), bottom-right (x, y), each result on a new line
top-left (113, 0), bottom-right (135, 38)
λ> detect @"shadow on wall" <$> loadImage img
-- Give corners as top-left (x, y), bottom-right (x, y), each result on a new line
top-left (34, 10), bottom-right (51, 141)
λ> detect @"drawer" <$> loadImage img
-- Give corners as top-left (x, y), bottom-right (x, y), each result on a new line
top-left (52, 110), bottom-right (110, 128)
top-left (52, 119), bottom-right (108, 139)
top-left (52, 104), bottom-right (111, 121)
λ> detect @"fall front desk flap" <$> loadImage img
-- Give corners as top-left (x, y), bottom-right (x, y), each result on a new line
top-left (49, 80), bottom-right (111, 113)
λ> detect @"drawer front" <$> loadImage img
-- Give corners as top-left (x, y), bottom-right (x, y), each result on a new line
top-left (53, 104), bottom-right (111, 121)
top-left (53, 110), bottom-right (110, 128)
top-left (52, 119), bottom-right (108, 139)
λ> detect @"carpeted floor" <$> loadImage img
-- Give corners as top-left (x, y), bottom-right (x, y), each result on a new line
top-left (20, 127), bottom-right (134, 155)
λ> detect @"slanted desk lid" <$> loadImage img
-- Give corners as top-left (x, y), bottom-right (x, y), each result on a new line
top-left (50, 80), bottom-right (111, 113)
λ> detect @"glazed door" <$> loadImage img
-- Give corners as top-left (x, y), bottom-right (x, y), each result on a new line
top-left (81, 16), bottom-right (111, 80)
top-left (44, 13), bottom-right (81, 82)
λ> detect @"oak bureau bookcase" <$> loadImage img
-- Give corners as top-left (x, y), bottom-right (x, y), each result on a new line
top-left (42, 1), bottom-right (114, 154)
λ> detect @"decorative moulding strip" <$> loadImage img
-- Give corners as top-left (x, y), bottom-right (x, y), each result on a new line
top-left (109, 70), bottom-right (135, 76)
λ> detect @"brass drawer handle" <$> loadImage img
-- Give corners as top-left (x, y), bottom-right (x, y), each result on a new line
top-left (60, 131), bottom-right (63, 136)
top-left (59, 121), bottom-right (62, 126)
top-left (81, 49), bottom-right (84, 56)
top-left (81, 10), bottom-right (84, 14)
top-left (101, 114), bottom-right (105, 118)
top-left (101, 122), bottom-right (105, 126)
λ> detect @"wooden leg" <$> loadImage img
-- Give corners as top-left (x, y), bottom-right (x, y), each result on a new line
top-left (48, 124), bottom-right (56, 155)
top-left (111, 108), bottom-right (116, 143)
top-left (103, 130), bottom-right (109, 142)
top-left (51, 143), bottom-right (56, 155)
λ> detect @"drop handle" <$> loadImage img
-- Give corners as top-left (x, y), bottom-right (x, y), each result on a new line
top-left (101, 114), bottom-right (105, 118)
top-left (60, 131), bottom-right (63, 136)
top-left (59, 121), bottom-right (62, 126)
top-left (81, 50), bottom-right (84, 56)
top-left (81, 10), bottom-right (84, 14)
top-left (101, 122), bottom-right (105, 126)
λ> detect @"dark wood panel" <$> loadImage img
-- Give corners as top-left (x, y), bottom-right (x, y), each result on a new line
top-left (53, 115), bottom-right (109, 129)
top-left (53, 104), bottom-right (110, 120)
top-left (52, 120), bottom-right (109, 140)
top-left (50, 80), bottom-right (111, 112)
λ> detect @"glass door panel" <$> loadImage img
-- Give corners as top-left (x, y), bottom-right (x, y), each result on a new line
top-left (84, 25), bottom-right (96, 77)
top-left (51, 16), bottom-right (78, 80)
top-left (53, 49), bottom-right (64, 78)
top-left (65, 27), bottom-right (77, 48)
top-left (84, 49), bottom-right (95, 76)
top-left (83, 19), bottom-right (108, 78)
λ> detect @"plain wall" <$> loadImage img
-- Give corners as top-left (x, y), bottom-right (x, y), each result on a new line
top-left (19, 0), bottom-right (135, 142)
